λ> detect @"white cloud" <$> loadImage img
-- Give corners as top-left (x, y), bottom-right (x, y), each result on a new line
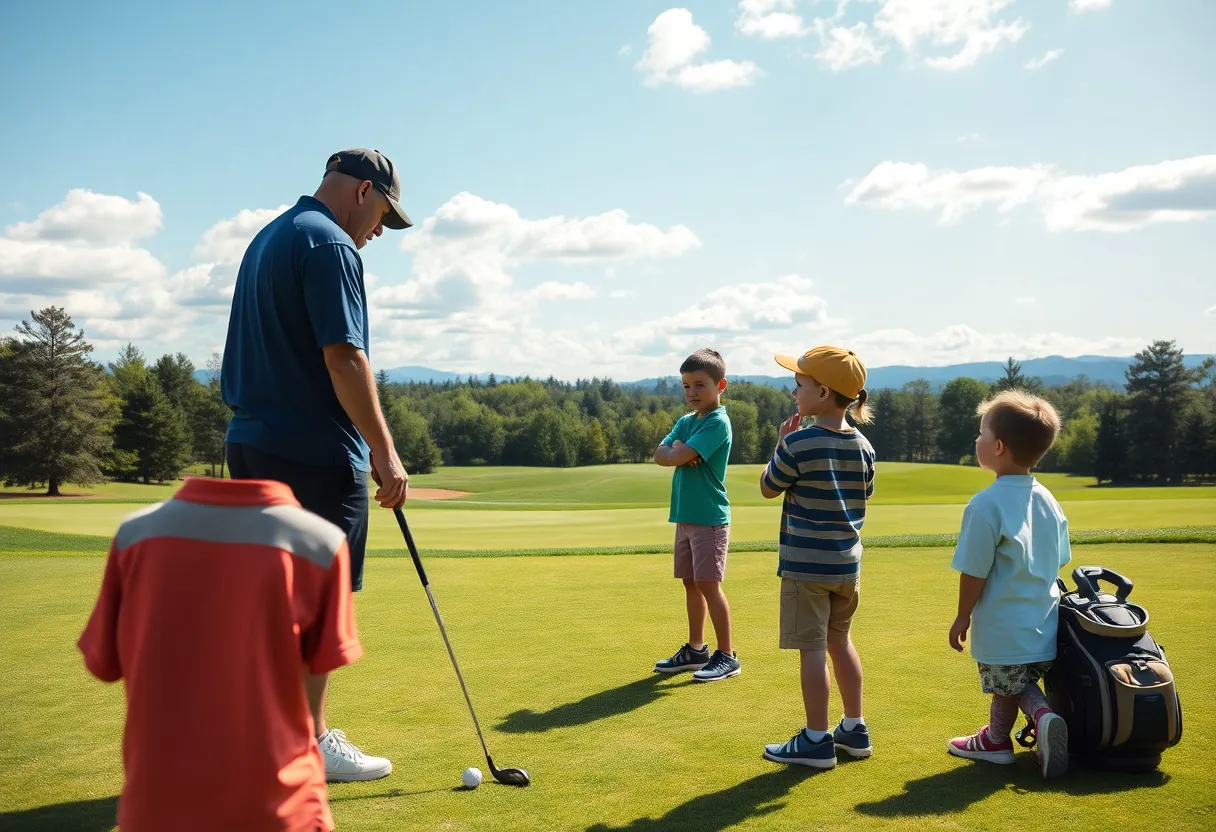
top-left (1070, 0), bottom-right (1111, 12)
top-left (529, 281), bottom-right (598, 301)
top-left (814, 22), bottom-right (889, 70)
top-left (194, 205), bottom-right (289, 264)
top-left (846, 154), bottom-right (1216, 232)
top-left (618, 44), bottom-right (633, 57)
top-left (615, 275), bottom-right (837, 359)
top-left (957, 132), bottom-right (985, 144)
top-left (637, 9), bottom-right (762, 92)
top-left (0, 193), bottom-right (297, 359)
top-left (0, 190), bottom-right (167, 293)
top-left (736, 0), bottom-right (809, 38)
top-left (849, 325), bottom-right (1145, 369)
top-left (738, 0), bottom-right (1029, 72)
top-left (1025, 48), bottom-right (1063, 69)
top-left (5, 189), bottom-right (161, 245)
top-left (844, 160), bottom-right (1053, 224)
top-left (873, 0), bottom-right (1029, 70)
top-left (375, 192), bottom-right (699, 331)
top-left (1015, 296), bottom-right (1037, 304)
top-left (1042, 155), bottom-right (1216, 232)
top-left (1206, 305), bottom-right (1216, 317)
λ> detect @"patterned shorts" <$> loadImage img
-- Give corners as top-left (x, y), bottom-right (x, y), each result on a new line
top-left (978, 661), bottom-right (1054, 697)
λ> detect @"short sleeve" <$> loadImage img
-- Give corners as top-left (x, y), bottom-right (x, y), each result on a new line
top-left (763, 436), bottom-right (799, 494)
top-left (301, 242), bottom-right (367, 351)
top-left (951, 500), bottom-right (998, 579)
top-left (300, 544), bottom-right (364, 676)
top-left (1058, 516), bottom-right (1072, 569)
top-left (661, 416), bottom-right (684, 447)
top-left (77, 542), bottom-right (124, 683)
top-left (686, 414), bottom-right (729, 461)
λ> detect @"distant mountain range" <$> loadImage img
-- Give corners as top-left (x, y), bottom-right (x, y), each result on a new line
top-left (196, 355), bottom-right (1214, 391)
top-left (629, 355), bottom-right (1216, 392)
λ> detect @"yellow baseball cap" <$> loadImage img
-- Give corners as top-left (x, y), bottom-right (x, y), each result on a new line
top-left (774, 346), bottom-right (867, 399)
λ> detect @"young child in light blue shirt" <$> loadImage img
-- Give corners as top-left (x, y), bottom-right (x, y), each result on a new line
top-left (947, 390), bottom-right (1072, 781)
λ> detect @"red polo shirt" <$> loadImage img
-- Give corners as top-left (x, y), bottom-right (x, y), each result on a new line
top-left (78, 478), bottom-right (363, 831)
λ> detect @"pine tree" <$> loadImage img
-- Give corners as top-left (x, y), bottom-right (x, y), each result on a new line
top-left (1094, 399), bottom-right (1129, 484)
top-left (2, 308), bottom-right (115, 495)
top-left (108, 342), bottom-right (148, 399)
top-left (1124, 340), bottom-right (1193, 483)
top-left (995, 357), bottom-right (1043, 394)
top-left (112, 374), bottom-right (193, 483)
top-left (375, 369), bottom-right (390, 403)
top-left (938, 377), bottom-right (989, 464)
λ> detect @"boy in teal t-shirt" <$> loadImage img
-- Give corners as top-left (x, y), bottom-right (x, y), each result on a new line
top-left (651, 348), bottom-right (738, 682)
top-left (948, 390), bottom-right (1072, 781)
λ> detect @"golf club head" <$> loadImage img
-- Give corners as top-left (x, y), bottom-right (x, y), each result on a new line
top-left (489, 758), bottom-right (530, 787)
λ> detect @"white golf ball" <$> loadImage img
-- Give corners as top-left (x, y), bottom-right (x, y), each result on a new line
top-left (462, 766), bottom-right (483, 789)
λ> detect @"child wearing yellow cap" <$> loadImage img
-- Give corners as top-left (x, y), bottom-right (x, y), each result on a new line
top-left (759, 346), bottom-right (877, 769)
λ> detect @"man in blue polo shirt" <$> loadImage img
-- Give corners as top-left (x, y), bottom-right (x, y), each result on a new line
top-left (221, 148), bottom-right (411, 782)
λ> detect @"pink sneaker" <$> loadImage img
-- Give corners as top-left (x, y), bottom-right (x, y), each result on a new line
top-left (947, 726), bottom-right (1015, 764)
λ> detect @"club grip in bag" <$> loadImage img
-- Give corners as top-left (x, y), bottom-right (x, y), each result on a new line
top-left (1072, 565), bottom-right (1133, 603)
top-left (394, 508), bottom-right (429, 587)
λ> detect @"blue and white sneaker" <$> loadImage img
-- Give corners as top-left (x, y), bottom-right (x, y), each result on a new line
top-left (692, 650), bottom-right (741, 682)
top-left (763, 728), bottom-right (837, 769)
top-left (654, 642), bottom-right (710, 674)
top-left (833, 720), bottom-right (873, 758)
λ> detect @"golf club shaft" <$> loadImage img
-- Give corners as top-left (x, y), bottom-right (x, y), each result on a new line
top-left (421, 583), bottom-right (493, 763)
top-left (394, 509), bottom-right (492, 762)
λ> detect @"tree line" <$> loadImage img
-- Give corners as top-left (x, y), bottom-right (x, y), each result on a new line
top-left (1, 307), bottom-right (1212, 495)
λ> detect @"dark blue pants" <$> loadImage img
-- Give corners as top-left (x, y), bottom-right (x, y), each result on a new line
top-left (226, 442), bottom-right (369, 592)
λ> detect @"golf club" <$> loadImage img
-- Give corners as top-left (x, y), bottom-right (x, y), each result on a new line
top-left (393, 508), bottom-right (531, 787)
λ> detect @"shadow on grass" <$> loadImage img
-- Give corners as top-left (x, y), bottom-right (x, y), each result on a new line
top-left (587, 767), bottom-right (818, 832)
top-left (856, 761), bottom-right (1171, 818)
top-left (0, 795), bottom-right (118, 831)
top-left (498, 674), bottom-right (694, 734)
top-left (328, 786), bottom-right (462, 802)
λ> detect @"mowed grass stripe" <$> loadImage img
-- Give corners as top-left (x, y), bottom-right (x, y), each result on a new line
top-left (6, 523), bottom-right (1214, 558)
top-left (3, 497), bottom-right (1213, 552)
top-left (3, 463), bottom-right (1215, 508)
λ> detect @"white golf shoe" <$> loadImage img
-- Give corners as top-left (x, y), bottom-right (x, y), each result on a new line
top-left (318, 728), bottom-right (393, 782)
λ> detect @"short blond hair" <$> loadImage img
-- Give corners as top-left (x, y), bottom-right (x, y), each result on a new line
top-left (977, 390), bottom-right (1061, 467)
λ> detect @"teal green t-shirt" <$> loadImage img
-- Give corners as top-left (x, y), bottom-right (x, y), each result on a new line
top-left (662, 407), bottom-right (733, 526)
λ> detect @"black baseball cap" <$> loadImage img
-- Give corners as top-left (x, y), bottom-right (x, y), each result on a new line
top-left (325, 148), bottom-right (413, 229)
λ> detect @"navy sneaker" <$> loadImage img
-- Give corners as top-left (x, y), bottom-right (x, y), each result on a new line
top-left (763, 728), bottom-right (836, 769)
top-left (693, 650), bottom-right (741, 682)
top-left (654, 642), bottom-right (710, 674)
top-left (833, 720), bottom-right (873, 758)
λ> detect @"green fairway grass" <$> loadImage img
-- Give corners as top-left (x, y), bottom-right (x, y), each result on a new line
top-left (3, 463), bottom-right (1214, 509)
top-left (3, 496), bottom-right (1213, 553)
top-left (0, 544), bottom-right (1210, 831)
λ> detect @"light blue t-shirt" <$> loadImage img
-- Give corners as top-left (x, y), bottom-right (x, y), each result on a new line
top-left (951, 475), bottom-right (1072, 665)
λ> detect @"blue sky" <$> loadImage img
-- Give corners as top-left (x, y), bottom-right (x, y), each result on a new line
top-left (2, 0), bottom-right (1213, 380)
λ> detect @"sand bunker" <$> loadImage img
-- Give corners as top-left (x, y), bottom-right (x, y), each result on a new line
top-left (410, 488), bottom-right (470, 500)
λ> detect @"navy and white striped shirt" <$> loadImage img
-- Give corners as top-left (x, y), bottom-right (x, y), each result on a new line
top-left (764, 424), bottom-right (876, 582)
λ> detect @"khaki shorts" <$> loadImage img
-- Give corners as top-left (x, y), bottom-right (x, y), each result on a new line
top-left (779, 576), bottom-right (859, 650)
top-left (673, 523), bottom-right (730, 582)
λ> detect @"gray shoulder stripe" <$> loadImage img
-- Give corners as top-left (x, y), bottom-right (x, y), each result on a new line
top-left (115, 500), bottom-right (347, 569)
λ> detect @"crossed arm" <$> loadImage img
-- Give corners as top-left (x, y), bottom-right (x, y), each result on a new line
top-left (653, 440), bottom-right (701, 467)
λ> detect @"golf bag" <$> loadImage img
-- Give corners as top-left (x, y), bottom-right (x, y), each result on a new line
top-left (1042, 566), bottom-right (1182, 771)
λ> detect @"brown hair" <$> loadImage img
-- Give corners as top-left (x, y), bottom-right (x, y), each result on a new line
top-left (680, 348), bottom-right (726, 383)
top-left (977, 390), bottom-right (1061, 467)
